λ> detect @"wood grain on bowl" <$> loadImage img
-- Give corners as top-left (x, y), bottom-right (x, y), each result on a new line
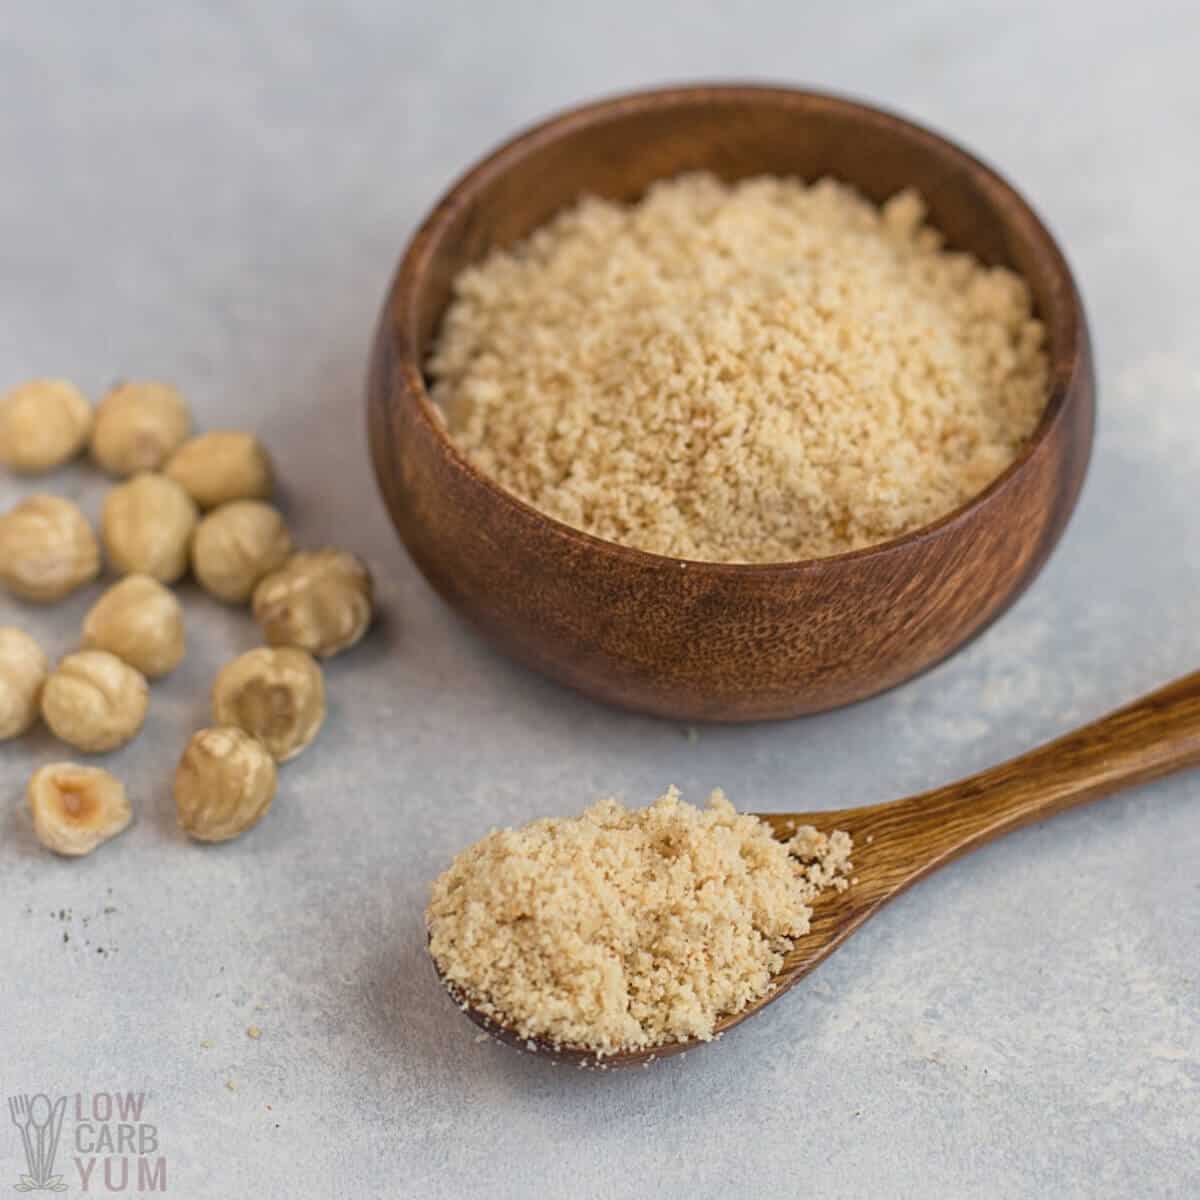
top-left (368, 84), bottom-right (1094, 722)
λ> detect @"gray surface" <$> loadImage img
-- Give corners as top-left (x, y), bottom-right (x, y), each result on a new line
top-left (1, 3), bottom-right (1198, 1197)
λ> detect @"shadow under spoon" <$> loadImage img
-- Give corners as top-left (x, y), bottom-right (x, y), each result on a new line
top-left (435, 669), bottom-right (1200, 1067)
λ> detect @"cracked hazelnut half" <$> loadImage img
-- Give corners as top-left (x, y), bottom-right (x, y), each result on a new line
top-left (28, 763), bottom-right (132, 857)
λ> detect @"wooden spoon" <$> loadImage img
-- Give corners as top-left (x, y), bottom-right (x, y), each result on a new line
top-left (435, 670), bottom-right (1200, 1067)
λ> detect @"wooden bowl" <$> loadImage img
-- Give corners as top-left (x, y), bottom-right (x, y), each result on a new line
top-left (368, 84), bottom-right (1094, 722)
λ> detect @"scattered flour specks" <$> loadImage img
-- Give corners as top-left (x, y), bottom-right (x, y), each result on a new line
top-left (1111, 350), bottom-right (1200, 464)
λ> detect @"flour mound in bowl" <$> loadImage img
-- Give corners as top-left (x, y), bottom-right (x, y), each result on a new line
top-left (426, 788), bottom-right (852, 1055)
top-left (430, 172), bottom-right (1050, 563)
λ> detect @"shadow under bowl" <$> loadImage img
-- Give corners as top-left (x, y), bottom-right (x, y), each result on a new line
top-left (368, 83), bottom-right (1094, 722)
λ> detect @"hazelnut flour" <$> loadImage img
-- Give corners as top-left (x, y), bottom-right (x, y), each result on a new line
top-left (431, 173), bottom-right (1050, 562)
top-left (427, 789), bottom-right (852, 1055)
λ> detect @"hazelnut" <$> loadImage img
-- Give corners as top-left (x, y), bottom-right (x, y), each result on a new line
top-left (192, 500), bottom-right (292, 603)
top-left (0, 627), bottom-right (50, 740)
top-left (101, 472), bottom-right (198, 583)
top-left (164, 431), bottom-right (274, 510)
top-left (0, 379), bottom-right (93, 473)
top-left (253, 549), bottom-right (374, 659)
top-left (0, 494), bottom-right (101, 602)
top-left (82, 575), bottom-right (186, 679)
top-left (90, 380), bottom-right (192, 477)
top-left (41, 650), bottom-right (149, 753)
top-left (175, 726), bottom-right (277, 842)
top-left (211, 647), bottom-right (325, 763)
top-left (28, 763), bottom-right (132, 857)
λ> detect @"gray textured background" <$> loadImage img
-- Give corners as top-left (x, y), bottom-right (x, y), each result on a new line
top-left (1, 3), bottom-right (1197, 1197)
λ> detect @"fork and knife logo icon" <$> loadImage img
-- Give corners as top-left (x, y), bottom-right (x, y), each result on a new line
top-left (7, 1095), bottom-right (68, 1193)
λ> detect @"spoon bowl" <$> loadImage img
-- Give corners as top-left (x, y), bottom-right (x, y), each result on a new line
top-left (434, 668), bottom-right (1200, 1067)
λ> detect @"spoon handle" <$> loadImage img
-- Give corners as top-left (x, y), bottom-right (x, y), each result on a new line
top-left (829, 669), bottom-right (1200, 904)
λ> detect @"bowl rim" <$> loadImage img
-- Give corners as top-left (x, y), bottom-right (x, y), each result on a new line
top-left (385, 81), bottom-right (1088, 576)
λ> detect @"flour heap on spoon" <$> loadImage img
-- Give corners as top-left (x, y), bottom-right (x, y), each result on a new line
top-left (427, 787), bottom-right (853, 1055)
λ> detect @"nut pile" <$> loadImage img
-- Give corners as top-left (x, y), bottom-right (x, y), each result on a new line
top-left (0, 377), bottom-right (376, 856)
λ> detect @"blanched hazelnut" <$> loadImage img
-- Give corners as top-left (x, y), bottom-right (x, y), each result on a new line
top-left (82, 575), bottom-right (185, 679)
top-left (212, 647), bottom-right (325, 763)
top-left (90, 380), bottom-right (192, 476)
top-left (192, 500), bottom-right (292, 603)
top-left (0, 379), bottom-right (93, 473)
top-left (253, 549), bottom-right (374, 659)
top-left (164, 431), bottom-right (274, 510)
top-left (0, 627), bottom-right (49, 740)
top-left (28, 763), bottom-right (132, 856)
top-left (0, 494), bottom-right (101, 602)
top-left (41, 650), bottom-right (149, 753)
top-left (101, 472), bottom-right (198, 583)
top-left (176, 726), bottom-right (277, 842)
